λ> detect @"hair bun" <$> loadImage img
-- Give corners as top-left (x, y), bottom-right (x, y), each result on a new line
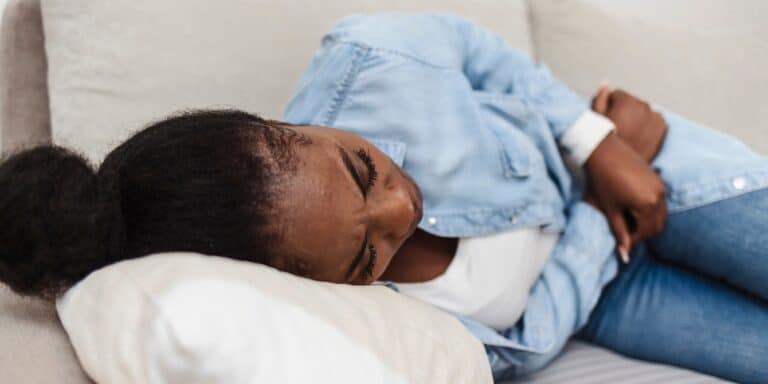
top-left (0, 146), bottom-right (109, 298)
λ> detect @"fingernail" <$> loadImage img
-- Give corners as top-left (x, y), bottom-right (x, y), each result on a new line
top-left (599, 79), bottom-right (610, 88)
top-left (619, 248), bottom-right (630, 264)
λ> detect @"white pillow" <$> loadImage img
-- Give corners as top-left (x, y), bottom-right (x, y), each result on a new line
top-left (56, 253), bottom-right (492, 384)
top-left (40, 0), bottom-right (532, 163)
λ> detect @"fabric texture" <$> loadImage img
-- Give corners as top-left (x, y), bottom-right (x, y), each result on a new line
top-left (510, 341), bottom-right (729, 384)
top-left (55, 253), bottom-right (492, 384)
top-left (579, 189), bottom-right (768, 383)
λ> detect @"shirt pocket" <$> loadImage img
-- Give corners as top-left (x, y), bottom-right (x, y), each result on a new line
top-left (473, 90), bottom-right (535, 179)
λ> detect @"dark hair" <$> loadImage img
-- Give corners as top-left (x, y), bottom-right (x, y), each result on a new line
top-left (0, 109), bottom-right (308, 299)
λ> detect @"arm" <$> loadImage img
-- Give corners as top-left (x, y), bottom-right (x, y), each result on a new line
top-left (436, 16), bottom-right (664, 375)
top-left (586, 88), bottom-right (669, 258)
top-left (440, 15), bottom-right (614, 166)
top-left (591, 87), bottom-right (668, 163)
top-left (442, 15), bottom-right (668, 258)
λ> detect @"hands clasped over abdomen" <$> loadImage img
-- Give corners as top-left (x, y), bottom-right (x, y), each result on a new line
top-left (584, 87), bottom-right (669, 263)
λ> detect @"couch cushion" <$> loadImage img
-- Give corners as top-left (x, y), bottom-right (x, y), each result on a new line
top-left (530, 0), bottom-right (768, 154)
top-left (40, 0), bottom-right (531, 162)
top-left (0, 284), bottom-right (91, 383)
top-left (505, 340), bottom-right (729, 384)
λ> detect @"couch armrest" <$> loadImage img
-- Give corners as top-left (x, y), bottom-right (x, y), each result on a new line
top-left (1, 0), bottom-right (51, 156)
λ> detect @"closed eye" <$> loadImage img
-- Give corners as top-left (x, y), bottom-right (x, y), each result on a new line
top-left (338, 146), bottom-right (368, 199)
top-left (355, 148), bottom-right (378, 192)
top-left (359, 243), bottom-right (377, 281)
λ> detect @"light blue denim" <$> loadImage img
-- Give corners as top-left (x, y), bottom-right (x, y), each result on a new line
top-left (283, 13), bottom-right (768, 381)
top-left (576, 190), bottom-right (768, 384)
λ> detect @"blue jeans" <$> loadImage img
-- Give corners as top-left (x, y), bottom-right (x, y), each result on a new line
top-left (578, 188), bottom-right (768, 383)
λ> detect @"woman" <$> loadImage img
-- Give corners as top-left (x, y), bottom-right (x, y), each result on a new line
top-left (1, 14), bottom-right (766, 383)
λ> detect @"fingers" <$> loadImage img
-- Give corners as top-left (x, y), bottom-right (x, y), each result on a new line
top-left (610, 89), bottom-right (652, 113)
top-left (606, 207), bottom-right (632, 264)
top-left (651, 194), bottom-right (668, 237)
top-left (592, 83), bottom-right (612, 114)
top-left (630, 210), bottom-right (654, 245)
top-left (630, 190), bottom-right (669, 245)
top-left (656, 198), bottom-right (668, 236)
top-left (609, 89), bottom-right (633, 104)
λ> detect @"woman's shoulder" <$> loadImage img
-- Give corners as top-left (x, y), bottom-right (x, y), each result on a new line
top-left (284, 14), bottom-right (476, 128)
top-left (326, 13), bottom-right (468, 68)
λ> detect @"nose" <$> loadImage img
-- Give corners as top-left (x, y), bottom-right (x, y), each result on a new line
top-left (368, 182), bottom-right (417, 242)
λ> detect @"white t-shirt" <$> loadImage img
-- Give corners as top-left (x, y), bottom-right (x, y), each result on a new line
top-left (393, 228), bottom-right (558, 331)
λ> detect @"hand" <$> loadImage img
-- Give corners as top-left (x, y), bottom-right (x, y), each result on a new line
top-left (584, 134), bottom-right (668, 263)
top-left (592, 86), bottom-right (668, 163)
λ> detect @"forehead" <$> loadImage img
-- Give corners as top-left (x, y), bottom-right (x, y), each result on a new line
top-left (271, 131), bottom-right (364, 276)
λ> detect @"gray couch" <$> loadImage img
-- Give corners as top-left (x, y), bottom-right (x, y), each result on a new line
top-left (3, 0), bottom-right (763, 382)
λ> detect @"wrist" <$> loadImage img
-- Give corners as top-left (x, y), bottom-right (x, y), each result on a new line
top-left (584, 131), bottom-right (620, 173)
top-left (560, 110), bottom-right (615, 166)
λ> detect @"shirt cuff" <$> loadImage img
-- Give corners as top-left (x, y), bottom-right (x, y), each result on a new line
top-left (559, 110), bottom-right (615, 166)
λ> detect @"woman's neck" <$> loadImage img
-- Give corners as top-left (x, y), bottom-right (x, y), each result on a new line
top-left (379, 229), bottom-right (457, 283)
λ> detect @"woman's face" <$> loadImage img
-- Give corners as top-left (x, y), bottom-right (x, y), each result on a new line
top-left (269, 125), bottom-right (423, 285)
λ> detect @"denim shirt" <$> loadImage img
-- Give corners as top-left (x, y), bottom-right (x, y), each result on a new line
top-left (284, 13), bottom-right (768, 378)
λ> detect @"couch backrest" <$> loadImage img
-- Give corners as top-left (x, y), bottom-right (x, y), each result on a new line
top-left (38, 0), bottom-right (533, 162)
top-left (530, 0), bottom-right (768, 153)
top-left (1, 2), bottom-right (91, 382)
top-left (6, 0), bottom-right (768, 158)
top-left (3, 0), bottom-right (767, 157)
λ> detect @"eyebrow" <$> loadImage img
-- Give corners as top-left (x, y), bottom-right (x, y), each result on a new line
top-left (337, 145), bottom-right (367, 199)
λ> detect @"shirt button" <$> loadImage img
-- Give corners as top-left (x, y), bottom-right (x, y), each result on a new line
top-left (427, 217), bottom-right (438, 226)
top-left (732, 177), bottom-right (747, 190)
top-left (509, 213), bottom-right (518, 224)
